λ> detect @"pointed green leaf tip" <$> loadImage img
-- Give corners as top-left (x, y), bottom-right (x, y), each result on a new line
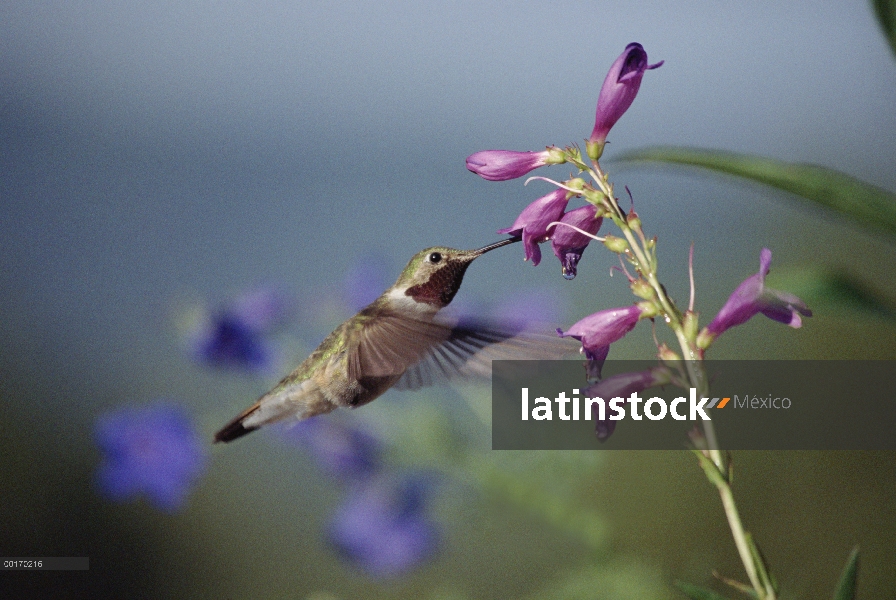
top-left (872, 0), bottom-right (896, 58)
top-left (617, 147), bottom-right (896, 239)
top-left (674, 581), bottom-right (734, 600)
top-left (767, 267), bottom-right (896, 321)
top-left (832, 547), bottom-right (860, 600)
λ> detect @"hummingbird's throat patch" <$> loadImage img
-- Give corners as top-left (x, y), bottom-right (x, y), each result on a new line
top-left (405, 262), bottom-right (471, 306)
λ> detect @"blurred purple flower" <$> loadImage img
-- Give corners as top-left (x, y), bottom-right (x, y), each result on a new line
top-left (342, 253), bottom-right (392, 312)
top-left (551, 204), bottom-right (603, 280)
top-left (585, 367), bottom-right (669, 441)
top-left (494, 288), bottom-right (568, 331)
top-left (557, 305), bottom-right (645, 363)
top-left (704, 248), bottom-right (812, 340)
top-left (329, 474), bottom-right (440, 579)
top-left (466, 149), bottom-right (552, 181)
top-left (186, 287), bottom-right (290, 373)
top-left (94, 403), bottom-right (207, 512)
top-left (588, 43), bottom-right (663, 157)
top-left (497, 189), bottom-right (570, 266)
top-left (279, 416), bottom-right (382, 480)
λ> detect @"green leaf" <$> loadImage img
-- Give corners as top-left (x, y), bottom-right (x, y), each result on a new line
top-left (832, 547), bottom-right (860, 600)
top-left (767, 267), bottom-right (896, 321)
top-left (617, 147), bottom-right (896, 239)
top-left (675, 581), bottom-right (733, 600)
top-left (872, 0), bottom-right (896, 58)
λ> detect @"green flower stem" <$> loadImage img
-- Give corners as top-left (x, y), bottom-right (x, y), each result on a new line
top-left (587, 156), bottom-right (774, 599)
top-left (711, 458), bottom-right (776, 600)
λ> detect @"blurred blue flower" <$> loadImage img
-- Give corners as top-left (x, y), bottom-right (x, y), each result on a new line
top-left (328, 474), bottom-right (440, 579)
top-left (278, 416), bottom-right (382, 481)
top-left (342, 253), bottom-right (392, 312)
top-left (94, 403), bottom-right (207, 512)
top-left (184, 287), bottom-right (290, 373)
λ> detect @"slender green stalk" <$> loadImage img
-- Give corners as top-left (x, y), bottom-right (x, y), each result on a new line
top-left (583, 153), bottom-right (775, 600)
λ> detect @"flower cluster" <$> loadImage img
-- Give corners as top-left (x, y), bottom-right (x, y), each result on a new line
top-left (468, 43), bottom-right (812, 442)
top-left (467, 43), bottom-right (662, 279)
top-left (94, 403), bottom-right (207, 512)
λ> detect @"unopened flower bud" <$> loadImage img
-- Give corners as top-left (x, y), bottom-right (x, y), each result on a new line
top-left (589, 43), bottom-right (663, 149)
top-left (682, 310), bottom-right (699, 340)
top-left (603, 234), bottom-right (628, 254)
top-left (657, 344), bottom-right (681, 363)
top-left (566, 178), bottom-right (586, 193)
top-left (630, 278), bottom-right (655, 299)
top-left (466, 149), bottom-right (553, 181)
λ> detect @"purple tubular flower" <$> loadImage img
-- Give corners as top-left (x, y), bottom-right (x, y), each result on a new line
top-left (556, 305), bottom-right (644, 362)
top-left (588, 43), bottom-right (663, 152)
top-left (497, 188), bottom-right (570, 265)
top-left (705, 248), bottom-right (812, 339)
top-left (466, 149), bottom-right (550, 181)
top-left (328, 474), bottom-right (440, 579)
top-left (94, 403), bottom-right (207, 512)
top-left (584, 368), bottom-right (668, 441)
top-left (550, 204), bottom-right (603, 280)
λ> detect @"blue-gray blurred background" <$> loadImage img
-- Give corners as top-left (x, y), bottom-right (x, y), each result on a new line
top-left (2, 1), bottom-right (895, 598)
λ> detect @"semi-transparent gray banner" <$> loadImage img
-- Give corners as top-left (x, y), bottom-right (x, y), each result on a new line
top-left (492, 361), bottom-right (896, 450)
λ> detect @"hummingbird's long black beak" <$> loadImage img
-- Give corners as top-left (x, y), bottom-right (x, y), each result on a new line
top-left (473, 236), bottom-right (522, 256)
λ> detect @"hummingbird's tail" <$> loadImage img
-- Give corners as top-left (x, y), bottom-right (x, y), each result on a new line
top-left (214, 404), bottom-right (262, 443)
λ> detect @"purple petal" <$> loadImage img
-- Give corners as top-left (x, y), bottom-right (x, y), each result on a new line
top-left (557, 305), bottom-right (643, 357)
top-left (551, 204), bottom-right (603, 279)
top-left (497, 189), bottom-right (570, 265)
top-left (706, 248), bottom-right (811, 337)
top-left (466, 149), bottom-right (549, 181)
top-left (589, 43), bottom-right (662, 146)
top-left (584, 368), bottom-right (668, 441)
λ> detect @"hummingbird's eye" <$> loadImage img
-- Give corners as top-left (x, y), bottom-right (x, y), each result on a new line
top-left (428, 252), bottom-right (442, 263)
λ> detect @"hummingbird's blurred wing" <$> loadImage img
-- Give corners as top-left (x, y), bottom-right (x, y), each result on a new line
top-left (392, 318), bottom-right (579, 391)
top-left (346, 312), bottom-right (456, 380)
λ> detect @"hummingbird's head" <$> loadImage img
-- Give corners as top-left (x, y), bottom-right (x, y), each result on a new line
top-left (389, 238), bottom-right (520, 309)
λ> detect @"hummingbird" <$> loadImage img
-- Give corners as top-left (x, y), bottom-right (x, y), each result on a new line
top-left (214, 238), bottom-right (573, 443)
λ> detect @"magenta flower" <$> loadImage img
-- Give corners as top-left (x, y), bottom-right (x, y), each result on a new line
top-left (588, 43), bottom-right (663, 157)
top-left (556, 305), bottom-right (645, 361)
top-left (466, 149), bottom-right (551, 181)
top-left (94, 403), bottom-right (207, 512)
top-left (497, 189), bottom-right (570, 265)
top-left (551, 204), bottom-right (603, 280)
top-left (584, 367), bottom-right (669, 440)
top-left (704, 248), bottom-right (812, 340)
